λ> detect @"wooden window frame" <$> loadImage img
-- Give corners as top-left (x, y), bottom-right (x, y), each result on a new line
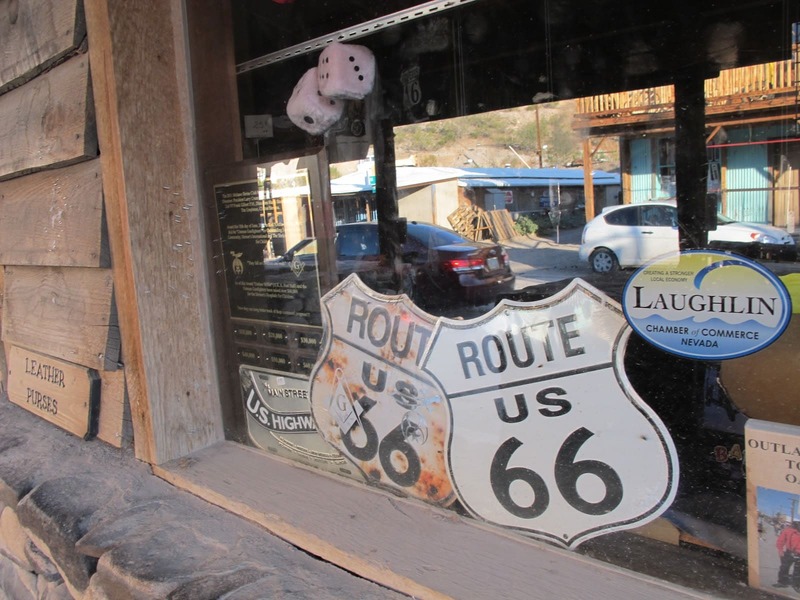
top-left (83, 1), bottom-right (715, 598)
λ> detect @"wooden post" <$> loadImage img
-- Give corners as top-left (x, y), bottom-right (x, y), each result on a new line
top-left (582, 138), bottom-right (596, 222)
top-left (84, 0), bottom-right (224, 463)
top-left (674, 58), bottom-right (709, 249)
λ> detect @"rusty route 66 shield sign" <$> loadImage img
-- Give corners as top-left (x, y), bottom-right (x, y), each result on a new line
top-left (310, 275), bottom-right (455, 506)
top-left (421, 279), bottom-right (679, 548)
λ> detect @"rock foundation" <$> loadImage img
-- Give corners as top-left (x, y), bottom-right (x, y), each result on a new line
top-left (0, 398), bottom-right (403, 599)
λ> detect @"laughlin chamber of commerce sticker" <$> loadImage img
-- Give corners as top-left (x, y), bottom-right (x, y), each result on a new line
top-left (421, 279), bottom-right (679, 548)
top-left (623, 250), bottom-right (792, 360)
top-left (309, 275), bottom-right (455, 506)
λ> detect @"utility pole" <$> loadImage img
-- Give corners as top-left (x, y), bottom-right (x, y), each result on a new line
top-left (535, 106), bottom-right (544, 168)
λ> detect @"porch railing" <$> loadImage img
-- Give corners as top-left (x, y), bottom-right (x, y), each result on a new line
top-left (576, 57), bottom-right (797, 117)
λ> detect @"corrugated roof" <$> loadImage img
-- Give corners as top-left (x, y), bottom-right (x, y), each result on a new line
top-left (330, 166), bottom-right (620, 195)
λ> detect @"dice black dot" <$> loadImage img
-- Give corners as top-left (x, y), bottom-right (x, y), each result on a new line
top-left (349, 56), bottom-right (355, 62)
top-left (329, 100), bottom-right (336, 106)
top-left (358, 75), bottom-right (364, 81)
top-left (304, 116), bottom-right (314, 124)
top-left (354, 66), bottom-right (360, 72)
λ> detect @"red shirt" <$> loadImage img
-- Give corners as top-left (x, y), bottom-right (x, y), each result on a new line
top-left (776, 526), bottom-right (800, 555)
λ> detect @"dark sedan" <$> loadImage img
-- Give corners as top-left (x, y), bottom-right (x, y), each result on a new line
top-left (267, 221), bottom-right (515, 308)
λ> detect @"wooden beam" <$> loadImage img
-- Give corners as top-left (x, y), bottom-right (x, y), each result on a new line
top-left (582, 139), bottom-right (596, 222)
top-left (0, 53), bottom-right (97, 180)
top-left (84, 0), bottom-right (223, 463)
top-left (0, 0), bottom-right (85, 92)
top-left (0, 160), bottom-right (108, 267)
top-left (1, 266), bottom-right (117, 371)
top-left (705, 126), bottom-right (722, 145)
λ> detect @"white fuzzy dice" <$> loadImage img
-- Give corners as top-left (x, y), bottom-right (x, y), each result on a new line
top-left (286, 67), bottom-right (345, 135)
top-left (317, 42), bottom-right (376, 100)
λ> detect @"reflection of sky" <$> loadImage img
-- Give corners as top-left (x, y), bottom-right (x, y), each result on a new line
top-left (758, 487), bottom-right (800, 519)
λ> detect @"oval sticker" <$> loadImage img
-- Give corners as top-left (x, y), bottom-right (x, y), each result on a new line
top-left (622, 250), bottom-right (792, 360)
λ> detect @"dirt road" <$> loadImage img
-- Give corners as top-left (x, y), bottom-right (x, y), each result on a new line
top-left (503, 227), bottom-right (593, 288)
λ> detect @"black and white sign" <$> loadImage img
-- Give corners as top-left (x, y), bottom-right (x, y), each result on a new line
top-left (309, 275), bottom-right (455, 506)
top-left (421, 279), bottom-right (679, 547)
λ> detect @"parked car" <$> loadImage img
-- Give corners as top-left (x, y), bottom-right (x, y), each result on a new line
top-left (266, 222), bottom-right (516, 307)
top-left (579, 201), bottom-right (797, 273)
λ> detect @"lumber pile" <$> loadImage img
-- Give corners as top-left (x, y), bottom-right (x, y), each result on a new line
top-left (448, 205), bottom-right (518, 242)
top-left (487, 210), bottom-right (517, 241)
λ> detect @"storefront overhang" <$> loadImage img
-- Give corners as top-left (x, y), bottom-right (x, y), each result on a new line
top-left (234, 0), bottom-right (796, 131)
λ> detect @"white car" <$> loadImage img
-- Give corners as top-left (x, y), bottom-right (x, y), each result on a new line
top-left (579, 201), bottom-right (797, 273)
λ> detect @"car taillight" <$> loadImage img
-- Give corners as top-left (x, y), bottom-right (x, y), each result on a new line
top-left (443, 257), bottom-right (485, 272)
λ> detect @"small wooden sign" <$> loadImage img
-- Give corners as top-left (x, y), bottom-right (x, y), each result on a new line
top-left (746, 419), bottom-right (800, 596)
top-left (6, 345), bottom-right (99, 439)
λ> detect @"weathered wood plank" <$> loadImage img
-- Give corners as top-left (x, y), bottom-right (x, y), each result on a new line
top-left (0, 160), bottom-right (108, 267)
top-left (155, 443), bottom-right (708, 600)
top-left (0, 267), bottom-right (4, 393)
top-left (1, 266), bottom-right (117, 371)
top-left (97, 368), bottom-right (132, 448)
top-left (0, 53), bottom-right (97, 180)
top-left (85, 0), bottom-right (224, 463)
top-left (6, 344), bottom-right (99, 439)
top-left (0, 0), bottom-right (84, 92)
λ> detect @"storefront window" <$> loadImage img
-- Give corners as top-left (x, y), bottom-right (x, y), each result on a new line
top-left (209, 1), bottom-right (800, 594)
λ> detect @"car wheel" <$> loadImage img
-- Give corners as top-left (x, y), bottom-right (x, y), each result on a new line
top-left (589, 248), bottom-right (619, 273)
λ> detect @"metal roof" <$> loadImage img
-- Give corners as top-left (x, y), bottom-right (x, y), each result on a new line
top-left (330, 166), bottom-right (620, 195)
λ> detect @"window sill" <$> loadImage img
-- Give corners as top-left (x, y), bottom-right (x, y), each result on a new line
top-left (154, 441), bottom-right (706, 599)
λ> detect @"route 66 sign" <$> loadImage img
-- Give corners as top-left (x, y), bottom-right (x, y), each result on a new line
top-left (310, 275), bottom-right (455, 506)
top-left (421, 279), bottom-right (679, 548)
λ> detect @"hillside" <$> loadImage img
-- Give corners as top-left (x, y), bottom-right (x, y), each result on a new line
top-left (393, 101), bottom-right (620, 171)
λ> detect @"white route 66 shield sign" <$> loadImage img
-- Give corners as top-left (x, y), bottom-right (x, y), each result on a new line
top-left (421, 279), bottom-right (679, 548)
top-left (310, 275), bottom-right (455, 506)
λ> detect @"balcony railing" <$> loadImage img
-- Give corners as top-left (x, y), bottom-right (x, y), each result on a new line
top-left (575, 57), bottom-right (798, 129)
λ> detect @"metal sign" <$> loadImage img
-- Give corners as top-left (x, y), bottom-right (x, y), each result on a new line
top-left (421, 279), bottom-right (679, 548)
top-left (310, 275), bottom-right (455, 506)
top-left (241, 366), bottom-right (350, 474)
top-left (623, 250), bottom-right (792, 360)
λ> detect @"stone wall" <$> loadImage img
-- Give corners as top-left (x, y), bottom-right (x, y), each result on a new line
top-left (0, 398), bottom-right (405, 600)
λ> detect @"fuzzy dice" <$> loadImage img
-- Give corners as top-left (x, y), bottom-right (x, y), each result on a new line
top-left (317, 42), bottom-right (376, 100)
top-left (286, 67), bottom-right (345, 135)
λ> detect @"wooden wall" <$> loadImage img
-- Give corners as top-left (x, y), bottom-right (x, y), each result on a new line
top-left (0, 0), bottom-right (130, 447)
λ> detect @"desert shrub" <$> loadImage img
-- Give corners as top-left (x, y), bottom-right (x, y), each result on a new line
top-left (416, 154), bottom-right (438, 167)
top-left (514, 215), bottom-right (538, 236)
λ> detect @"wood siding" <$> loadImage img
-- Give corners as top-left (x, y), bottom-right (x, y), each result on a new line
top-left (0, 2), bottom-right (125, 441)
top-left (0, 53), bottom-right (97, 179)
top-left (0, 0), bottom-right (85, 93)
top-left (0, 160), bottom-right (108, 267)
top-left (2, 266), bottom-right (117, 372)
